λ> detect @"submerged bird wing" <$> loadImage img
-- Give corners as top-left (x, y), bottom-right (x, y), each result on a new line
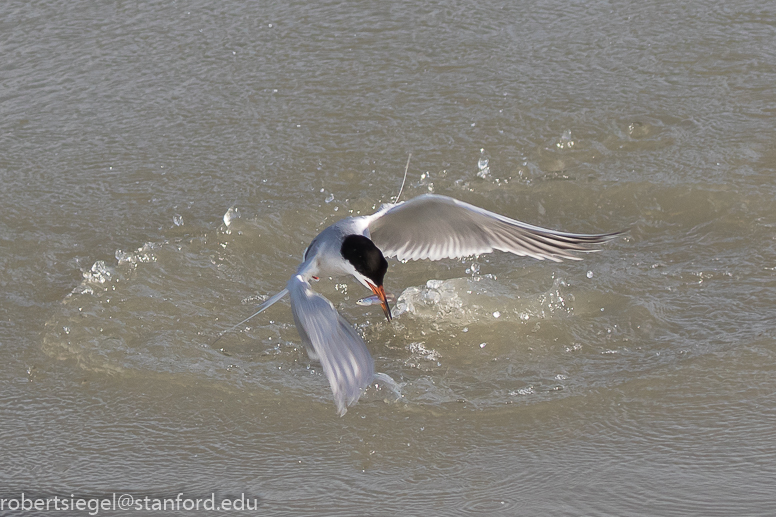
top-left (367, 194), bottom-right (621, 262)
top-left (287, 274), bottom-right (374, 416)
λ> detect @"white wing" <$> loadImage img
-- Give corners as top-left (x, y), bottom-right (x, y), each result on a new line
top-left (368, 194), bottom-right (620, 262)
top-left (287, 275), bottom-right (374, 416)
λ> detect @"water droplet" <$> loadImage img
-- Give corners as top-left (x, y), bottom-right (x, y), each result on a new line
top-left (325, 193), bottom-right (335, 203)
top-left (479, 343), bottom-right (487, 348)
top-left (586, 270), bottom-right (594, 279)
top-left (223, 206), bottom-right (240, 227)
top-left (493, 311), bottom-right (501, 318)
top-left (173, 214), bottom-right (184, 226)
top-left (477, 149), bottom-right (490, 178)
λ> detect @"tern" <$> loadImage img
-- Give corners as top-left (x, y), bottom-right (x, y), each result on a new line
top-left (217, 192), bottom-right (621, 415)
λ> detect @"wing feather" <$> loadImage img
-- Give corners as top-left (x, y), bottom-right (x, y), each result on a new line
top-left (288, 275), bottom-right (374, 416)
top-left (368, 194), bottom-right (620, 262)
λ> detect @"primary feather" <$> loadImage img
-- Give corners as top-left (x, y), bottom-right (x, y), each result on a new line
top-left (368, 194), bottom-right (621, 262)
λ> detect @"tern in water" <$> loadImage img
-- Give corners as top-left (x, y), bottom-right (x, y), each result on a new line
top-left (216, 190), bottom-right (621, 415)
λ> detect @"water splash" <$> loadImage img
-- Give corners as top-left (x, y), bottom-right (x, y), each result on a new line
top-left (556, 129), bottom-right (575, 149)
top-left (223, 206), bottom-right (241, 227)
top-left (477, 148), bottom-right (491, 178)
top-left (115, 243), bottom-right (159, 266)
top-left (82, 261), bottom-right (112, 285)
top-left (393, 276), bottom-right (574, 324)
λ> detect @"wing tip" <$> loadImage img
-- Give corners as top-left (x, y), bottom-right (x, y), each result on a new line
top-left (333, 378), bottom-right (373, 417)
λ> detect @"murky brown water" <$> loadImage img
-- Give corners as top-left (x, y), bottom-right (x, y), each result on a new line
top-left (3, 0), bottom-right (776, 515)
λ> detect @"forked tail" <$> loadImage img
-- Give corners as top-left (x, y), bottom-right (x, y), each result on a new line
top-left (210, 288), bottom-right (289, 347)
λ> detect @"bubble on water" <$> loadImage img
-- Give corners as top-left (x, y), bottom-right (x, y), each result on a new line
top-left (479, 342), bottom-right (487, 348)
top-left (586, 270), bottom-right (594, 279)
top-left (556, 129), bottom-right (574, 149)
top-left (492, 311), bottom-right (501, 318)
top-left (325, 193), bottom-right (335, 203)
top-left (173, 214), bottom-right (184, 226)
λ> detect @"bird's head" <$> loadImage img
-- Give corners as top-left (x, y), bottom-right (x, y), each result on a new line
top-left (340, 234), bottom-right (392, 321)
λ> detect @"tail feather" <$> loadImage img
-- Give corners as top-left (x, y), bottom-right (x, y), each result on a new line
top-left (211, 288), bottom-right (289, 347)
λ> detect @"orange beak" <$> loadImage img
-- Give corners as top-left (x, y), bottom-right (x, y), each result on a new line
top-left (368, 283), bottom-right (392, 322)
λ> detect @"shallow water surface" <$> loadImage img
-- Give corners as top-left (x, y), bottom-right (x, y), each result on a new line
top-left (2, 0), bottom-right (776, 515)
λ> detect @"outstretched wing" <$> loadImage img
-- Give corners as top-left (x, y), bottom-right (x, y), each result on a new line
top-left (368, 194), bottom-right (621, 262)
top-left (287, 275), bottom-right (374, 416)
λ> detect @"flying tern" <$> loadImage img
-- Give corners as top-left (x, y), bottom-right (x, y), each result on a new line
top-left (219, 193), bottom-right (620, 415)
